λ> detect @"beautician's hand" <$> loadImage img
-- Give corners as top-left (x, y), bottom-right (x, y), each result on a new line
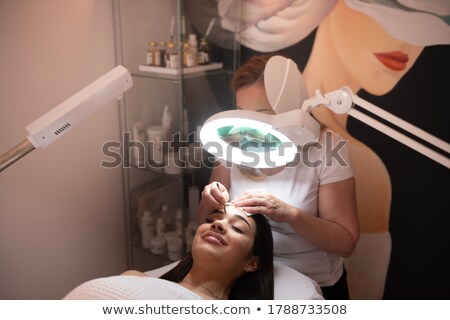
top-left (232, 190), bottom-right (294, 222)
top-left (200, 181), bottom-right (229, 212)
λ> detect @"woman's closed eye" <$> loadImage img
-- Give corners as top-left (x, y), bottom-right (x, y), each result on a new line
top-left (231, 225), bottom-right (244, 234)
top-left (205, 215), bottom-right (247, 234)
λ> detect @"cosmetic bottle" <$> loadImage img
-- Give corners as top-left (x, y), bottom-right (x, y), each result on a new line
top-left (188, 186), bottom-right (199, 222)
top-left (150, 236), bottom-right (167, 255)
top-left (165, 39), bottom-right (179, 69)
top-left (161, 204), bottom-right (173, 231)
top-left (146, 125), bottom-right (167, 166)
top-left (159, 41), bottom-right (167, 67)
top-left (188, 34), bottom-right (198, 66)
top-left (175, 207), bottom-right (183, 236)
top-left (141, 210), bottom-right (155, 249)
top-left (132, 121), bottom-right (146, 166)
top-left (164, 231), bottom-right (182, 261)
top-left (156, 216), bottom-right (166, 237)
top-left (198, 38), bottom-right (210, 65)
top-left (183, 41), bottom-right (196, 68)
top-left (161, 105), bottom-right (172, 135)
top-left (146, 41), bottom-right (156, 66)
top-left (153, 42), bottom-right (161, 67)
top-left (183, 108), bottom-right (189, 139)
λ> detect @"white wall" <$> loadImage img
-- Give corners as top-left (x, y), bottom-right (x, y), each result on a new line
top-left (0, 0), bottom-right (127, 299)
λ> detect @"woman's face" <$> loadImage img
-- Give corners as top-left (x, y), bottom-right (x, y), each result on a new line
top-left (328, 0), bottom-right (424, 95)
top-left (192, 205), bottom-right (258, 274)
top-left (235, 81), bottom-right (275, 114)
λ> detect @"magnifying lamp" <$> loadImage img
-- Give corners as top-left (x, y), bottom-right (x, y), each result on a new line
top-left (200, 56), bottom-right (450, 169)
top-left (0, 65), bottom-right (133, 172)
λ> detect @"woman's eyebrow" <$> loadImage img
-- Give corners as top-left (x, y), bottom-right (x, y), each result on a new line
top-left (234, 214), bottom-right (251, 229)
top-left (223, 205), bottom-right (251, 229)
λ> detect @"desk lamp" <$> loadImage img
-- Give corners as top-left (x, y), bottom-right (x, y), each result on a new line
top-left (0, 65), bottom-right (133, 172)
top-left (200, 56), bottom-right (450, 169)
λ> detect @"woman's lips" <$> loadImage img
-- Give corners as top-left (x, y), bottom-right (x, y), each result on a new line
top-left (374, 51), bottom-right (409, 71)
top-left (202, 231), bottom-right (226, 246)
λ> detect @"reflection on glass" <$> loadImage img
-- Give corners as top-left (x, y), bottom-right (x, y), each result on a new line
top-left (217, 126), bottom-right (281, 152)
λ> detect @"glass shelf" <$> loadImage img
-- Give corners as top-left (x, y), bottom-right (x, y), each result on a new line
top-left (135, 63), bottom-right (226, 80)
top-left (139, 62), bottom-right (223, 75)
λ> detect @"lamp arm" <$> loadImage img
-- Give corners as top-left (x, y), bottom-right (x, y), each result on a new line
top-left (348, 108), bottom-right (450, 169)
top-left (0, 139), bottom-right (35, 172)
top-left (350, 93), bottom-right (450, 155)
top-left (303, 87), bottom-right (450, 169)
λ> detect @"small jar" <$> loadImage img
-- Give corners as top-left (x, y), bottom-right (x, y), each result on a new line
top-left (150, 236), bottom-right (167, 255)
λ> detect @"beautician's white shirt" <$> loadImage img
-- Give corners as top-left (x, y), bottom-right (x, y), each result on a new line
top-left (229, 131), bottom-right (354, 286)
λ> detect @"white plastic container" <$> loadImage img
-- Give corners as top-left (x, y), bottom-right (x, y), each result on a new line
top-left (164, 231), bottom-right (183, 261)
top-left (150, 236), bottom-right (167, 255)
top-left (146, 125), bottom-right (167, 166)
top-left (164, 151), bottom-right (182, 175)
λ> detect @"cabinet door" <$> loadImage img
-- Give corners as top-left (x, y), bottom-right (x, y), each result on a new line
top-left (113, 0), bottom-right (241, 271)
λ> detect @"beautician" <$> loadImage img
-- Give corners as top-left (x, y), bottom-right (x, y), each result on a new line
top-left (197, 55), bottom-right (359, 299)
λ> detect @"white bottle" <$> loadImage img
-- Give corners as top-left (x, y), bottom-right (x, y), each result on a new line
top-left (141, 210), bottom-right (155, 249)
top-left (183, 41), bottom-right (196, 68)
top-left (183, 108), bottom-right (189, 138)
top-left (188, 186), bottom-right (199, 222)
top-left (161, 204), bottom-right (173, 231)
top-left (156, 216), bottom-right (166, 237)
top-left (132, 121), bottom-right (146, 166)
top-left (175, 207), bottom-right (183, 235)
top-left (188, 34), bottom-right (198, 66)
top-left (146, 125), bottom-right (167, 166)
top-left (161, 105), bottom-right (172, 136)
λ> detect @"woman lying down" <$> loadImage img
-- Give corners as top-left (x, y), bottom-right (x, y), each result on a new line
top-left (64, 203), bottom-right (274, 300)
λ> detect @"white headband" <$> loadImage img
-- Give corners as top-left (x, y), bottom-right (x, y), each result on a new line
top-left (217, 0), bottom-right (450, 51)
top-left (344, 0), bottom-right (450, 46)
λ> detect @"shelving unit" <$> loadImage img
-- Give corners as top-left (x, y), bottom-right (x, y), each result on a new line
top-left (113, 0), bottom-right (240, 272)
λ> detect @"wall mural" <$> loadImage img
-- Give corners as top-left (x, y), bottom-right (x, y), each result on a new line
top-left (186, 0), bottom-right (450, 299)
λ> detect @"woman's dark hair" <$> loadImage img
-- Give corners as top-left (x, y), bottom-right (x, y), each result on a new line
top-left (160, 213), bottom-right (274, 299)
